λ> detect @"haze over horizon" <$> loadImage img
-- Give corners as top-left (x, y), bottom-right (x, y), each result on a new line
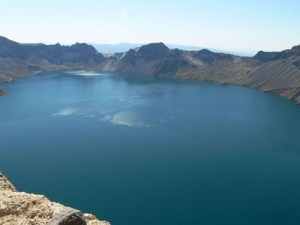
top-left (1, 0), bottom-right (299, 55)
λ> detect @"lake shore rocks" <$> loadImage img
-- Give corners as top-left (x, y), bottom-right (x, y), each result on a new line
top-left (0, 171), bottom-right (110, 225)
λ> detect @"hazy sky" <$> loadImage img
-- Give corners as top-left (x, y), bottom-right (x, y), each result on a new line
top-left (1, 0), bottom-right (299, 54)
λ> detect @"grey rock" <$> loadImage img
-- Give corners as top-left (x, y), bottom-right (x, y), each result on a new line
top-left (49, 207), bottom-right (87, 225)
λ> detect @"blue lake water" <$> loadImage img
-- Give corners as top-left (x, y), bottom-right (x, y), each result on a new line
top-left (1, 70), bottom-right (300, 225)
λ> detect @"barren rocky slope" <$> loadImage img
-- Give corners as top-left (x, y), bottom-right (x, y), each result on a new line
top-left (248, 46), bottom-right (300, 103)
top-left (0, 171), bottom-right (110, 225)
top-left (0, 36), bottom-right (300, 103)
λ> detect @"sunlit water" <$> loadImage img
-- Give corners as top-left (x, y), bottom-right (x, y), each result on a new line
top-left (1, 70), bottom-right (300, 225)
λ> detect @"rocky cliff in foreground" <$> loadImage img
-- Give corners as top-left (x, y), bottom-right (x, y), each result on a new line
top-left (0, 36), bottom-right (300, 103)
top-left (0, 171), bottom-right (110, 225)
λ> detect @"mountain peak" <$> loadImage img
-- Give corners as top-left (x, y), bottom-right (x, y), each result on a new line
top-left (254, 50), bottom-right (277, 62)
top-left (0, 36), bottom-right (18, 47)
top-left (291, 45), bottom-right (300, 51)
top-left (136, 42), bottom-right (169, 62)
top-left (198, 49), bottom-right (213, 54)
top-left (141, 42), bottom-right (168, 48)
top-left (138, 42), bottom-right (169, 53)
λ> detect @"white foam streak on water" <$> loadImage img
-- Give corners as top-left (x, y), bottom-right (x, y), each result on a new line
top-left (52, 107), bottom-right (155, 128)
top-left (52, 108), bottom-right (79, 116)
top-left (110, 111), bottom-right (145, 127)
top-left (77, 109), bottom-right (95, 118)
top-left (66, 70), bottom-right (107, 77)
top-left (100, 115), bottom-right (112, 122)
top-left (99, 111), bottom-right (155, 128)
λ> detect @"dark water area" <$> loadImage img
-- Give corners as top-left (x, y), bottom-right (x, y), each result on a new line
top-left (1, 70), bottom-right (300, 225)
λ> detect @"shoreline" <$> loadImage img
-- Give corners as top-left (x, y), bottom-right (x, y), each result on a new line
top-left (1, 69), bottom-right (299, 105)
top-left (1, 70), bottom-right (300, 105)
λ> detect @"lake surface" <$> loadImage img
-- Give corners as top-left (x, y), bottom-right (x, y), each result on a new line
top-left (1, 70), bottom-right (300, 225)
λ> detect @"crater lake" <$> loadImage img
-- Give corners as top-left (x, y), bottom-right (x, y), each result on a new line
top-left (1, 71), bottom-right (300, 225)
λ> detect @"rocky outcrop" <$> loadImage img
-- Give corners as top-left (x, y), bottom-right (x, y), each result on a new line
top-left (0, 171), bottom-right (110, 225)
top-left (48, 207), bottom-right (86, 225)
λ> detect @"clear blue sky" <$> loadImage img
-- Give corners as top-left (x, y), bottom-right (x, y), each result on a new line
top-left (1, 0), bottom-right (299, 54)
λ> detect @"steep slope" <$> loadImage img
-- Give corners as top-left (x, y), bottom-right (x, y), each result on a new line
top-left (0, 171), bottom-right (110, 225)
top-left (249, 46), bottom-right (300, 102)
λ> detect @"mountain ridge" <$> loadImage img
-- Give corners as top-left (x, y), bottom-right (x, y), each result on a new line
top-left (0, 36), bottom-right (300, 103)
top-left (90, 42), bottom-right (254, 56)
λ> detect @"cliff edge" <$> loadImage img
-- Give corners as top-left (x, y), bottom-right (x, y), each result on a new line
top-left (0, 171), bottom-right (110, 225)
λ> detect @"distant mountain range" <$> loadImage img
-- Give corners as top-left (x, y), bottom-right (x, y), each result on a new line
top-left (0, 36), bottom-right (299, 103)
top-left (90, 43), bottom-right (253, 56)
